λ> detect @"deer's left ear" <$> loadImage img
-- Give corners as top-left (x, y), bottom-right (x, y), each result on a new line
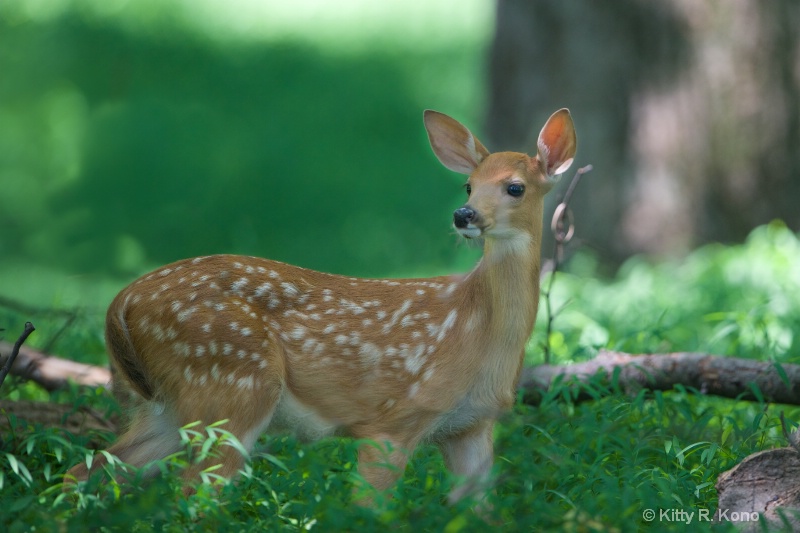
top-left (536, 108), bottom-right (577, 178)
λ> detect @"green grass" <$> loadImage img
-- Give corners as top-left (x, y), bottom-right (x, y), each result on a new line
top-left (2, 223), bottom-right (800, 531)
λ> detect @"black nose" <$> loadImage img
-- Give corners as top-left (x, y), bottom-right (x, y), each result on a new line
top-left (453, 206), bottom-right (476, 229)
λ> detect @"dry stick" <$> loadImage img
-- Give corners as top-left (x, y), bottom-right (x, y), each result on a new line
top-left (0, 322), bottom-right (36, 387)
top-left (541, 165), bottom-right (593, 363)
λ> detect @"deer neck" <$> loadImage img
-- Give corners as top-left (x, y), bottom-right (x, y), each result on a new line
top-left (465, 216), bottom-right (543, 351)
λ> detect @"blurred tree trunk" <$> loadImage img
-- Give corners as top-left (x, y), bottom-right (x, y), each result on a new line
top-left (487, 0), bottom-right (800, 263)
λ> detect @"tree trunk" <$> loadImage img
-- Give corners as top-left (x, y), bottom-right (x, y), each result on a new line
top-left (487, 0), bottom-right (800, 261)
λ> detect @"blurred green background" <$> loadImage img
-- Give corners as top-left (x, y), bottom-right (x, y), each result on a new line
top-left (0, 0), bottom-right (491, 312)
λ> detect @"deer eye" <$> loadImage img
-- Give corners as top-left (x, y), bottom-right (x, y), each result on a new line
top-left (465, 183), bottom-right (472, 196)
top-left (507, 183), bottom-right (525, 197)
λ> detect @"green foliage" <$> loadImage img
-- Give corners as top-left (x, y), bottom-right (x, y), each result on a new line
top-left (0, 1), bottom-right (487, 280)
top-left (535, 221), bottom-right (800, 365)
top-left (2, 223), bottom-right (799, 531)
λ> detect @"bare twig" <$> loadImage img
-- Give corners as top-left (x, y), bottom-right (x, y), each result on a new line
top-left (42, 311), bottom-right (78, 354)
top-left (0, 322), bottom-right (36, 388)
top-left (541, 165), bottom-right (592, 363)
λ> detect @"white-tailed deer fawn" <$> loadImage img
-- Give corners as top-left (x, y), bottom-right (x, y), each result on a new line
top-left (66, 108), bottom-right (576, 504)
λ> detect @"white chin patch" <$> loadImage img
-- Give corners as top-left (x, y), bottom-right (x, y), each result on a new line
top-left (457, 226), bottom-right (482, 239)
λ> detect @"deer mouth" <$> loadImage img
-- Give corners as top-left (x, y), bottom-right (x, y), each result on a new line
top-left (456, 226), bottom-right (482, 239)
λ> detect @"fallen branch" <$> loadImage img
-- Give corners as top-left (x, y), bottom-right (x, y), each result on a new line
top-left (0, 340), bottom-right (110, 391)
top-left (520, 350), bottom-right (800, 406)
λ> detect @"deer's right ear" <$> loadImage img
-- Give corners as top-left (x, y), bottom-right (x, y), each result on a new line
top-left (424, 110), bottom-right (489, 175)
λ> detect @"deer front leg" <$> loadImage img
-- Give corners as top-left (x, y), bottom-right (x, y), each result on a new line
top-left (439, 421), bottom-right (494, 505)
top-left (352, 432), bottom-right (414, 506)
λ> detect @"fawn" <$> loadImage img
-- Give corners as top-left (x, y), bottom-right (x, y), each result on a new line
top-left (66, 108), bottom-right (576, 504)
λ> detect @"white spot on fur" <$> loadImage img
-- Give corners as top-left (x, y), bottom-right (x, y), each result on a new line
top-left (223, 343), bottom-right (233, 355)
top-left (438, 310), bottom-right (458, 342)
top-left (173, 342), bottom-right (191, 357)
top-left (339, 299), bottom-right (365, 315)
top-left (281, 282), bottom-right (299, 298)
top-left (237, 375), bottom-right (254, 390)
top-left (404, 345), bottom-right (427, 374)
top-left (231, 278), bottom-right (249, 293)
top-left (302, 338), bottom-right (318, 353)
top-left (382, 300), bottom-right (412, 333)
top-left (289, 325), bottom-right (307, 340)
top-left (241, 327), bottom-right (252, 337)
top-left (177, 306), bottom-right (198, 323)
top-left (150, 323), bottom-right (165, 341)
top-left (202, 323), bottom-right (211, 333)
top-left (254, 282), bottom-right (272, 297)
top-left (359, 343), bottom-right (382, 365)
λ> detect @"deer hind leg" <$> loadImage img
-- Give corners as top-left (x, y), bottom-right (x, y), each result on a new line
top-left (172, 382), bottom-right (282, 487)
top-left (65, 398), bottom-right (184, 484)
top-left (67, 379), bottom-right (283, 491)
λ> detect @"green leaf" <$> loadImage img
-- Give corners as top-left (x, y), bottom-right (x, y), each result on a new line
top-left (774, 362), bottom-right (791, 389)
